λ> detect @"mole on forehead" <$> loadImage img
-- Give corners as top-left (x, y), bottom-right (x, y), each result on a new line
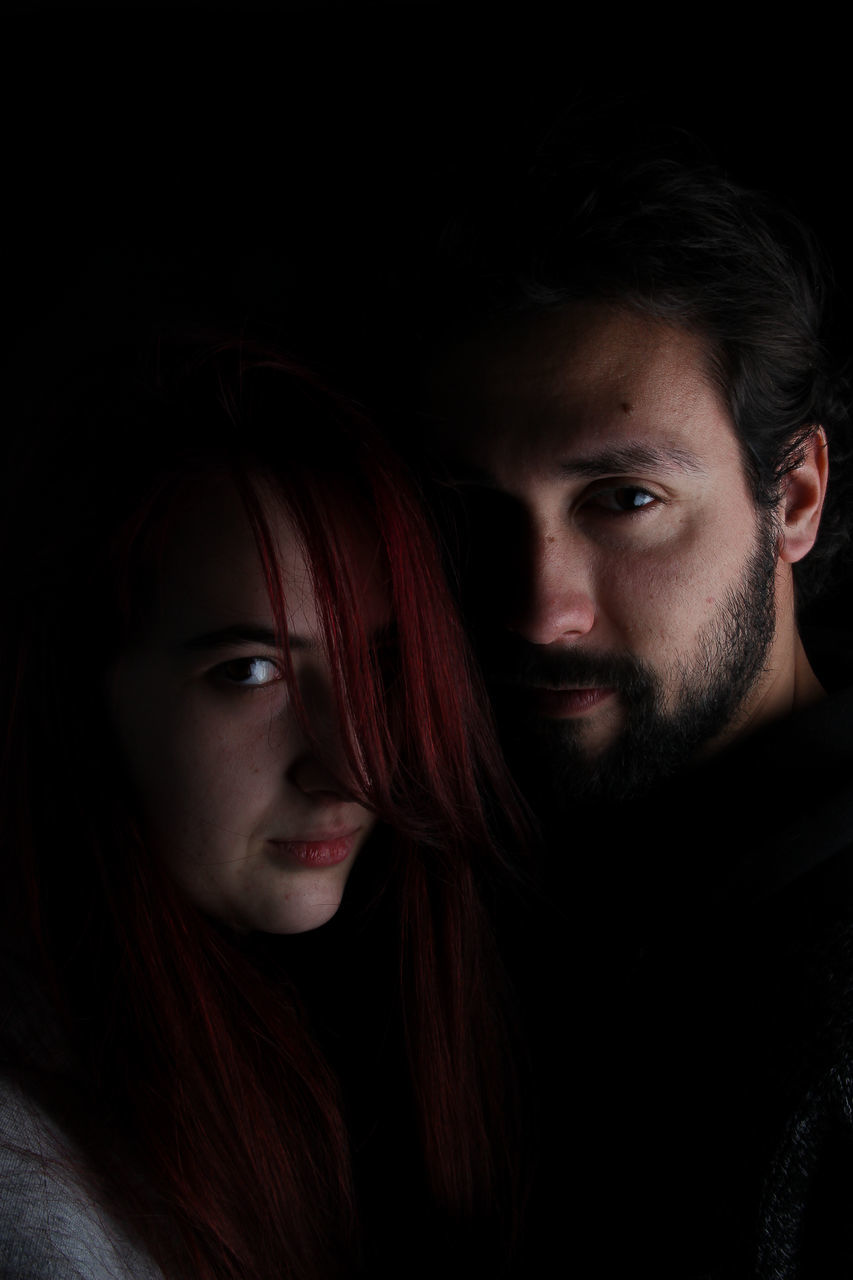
top-left (456, 308), bottom-right (712, 410)
top-left (431, 305), bottom-right (724, 467)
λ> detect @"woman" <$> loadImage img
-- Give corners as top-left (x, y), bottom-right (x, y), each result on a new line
top-left (0, 338), bottom-right (530, 1279)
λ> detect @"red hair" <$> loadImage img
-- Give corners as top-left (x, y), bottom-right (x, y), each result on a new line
top-left (0, 339), bottom-right (531, 1278)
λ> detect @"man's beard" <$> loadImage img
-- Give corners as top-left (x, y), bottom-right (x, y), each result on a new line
top-left (484, 519), bottom-right (779, 811)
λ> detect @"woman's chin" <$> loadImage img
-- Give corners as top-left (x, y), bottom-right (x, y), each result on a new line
top-left (226, 881), bottom-right (348, 936)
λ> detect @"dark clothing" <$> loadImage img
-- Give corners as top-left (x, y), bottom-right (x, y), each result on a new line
top-left (521, 634), bottom-right (853, 1278)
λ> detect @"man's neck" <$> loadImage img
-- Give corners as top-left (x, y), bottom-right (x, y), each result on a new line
top-left (792, 630), bottom-right (826, 711)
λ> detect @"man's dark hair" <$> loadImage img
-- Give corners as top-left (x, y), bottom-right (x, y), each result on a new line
top-left (421, 119), bottom-right (852, 607)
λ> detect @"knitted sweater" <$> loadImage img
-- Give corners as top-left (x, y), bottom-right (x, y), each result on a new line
top-left (0, 1071), bottom-right (164, 1280)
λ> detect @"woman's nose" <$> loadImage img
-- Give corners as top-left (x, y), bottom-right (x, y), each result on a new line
top-left (287, 750), bottom-right (352, 801)
top-left (285, 662), bottom-right (356, 799)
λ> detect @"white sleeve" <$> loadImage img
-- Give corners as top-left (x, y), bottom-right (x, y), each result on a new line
top-left (0, 1077), bottom-right (164, 1280)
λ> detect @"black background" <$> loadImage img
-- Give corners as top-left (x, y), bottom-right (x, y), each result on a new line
top-left (5, 5), bottom-right (851, 349)
top-left (5, 3), bottom-right (852, 616)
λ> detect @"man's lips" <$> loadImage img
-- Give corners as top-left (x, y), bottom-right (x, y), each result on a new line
top-left (520, 685), bottom-right (616, 718)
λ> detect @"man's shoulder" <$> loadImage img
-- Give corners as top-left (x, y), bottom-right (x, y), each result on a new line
top-left (756, 1049), bottom-right (853, 1277)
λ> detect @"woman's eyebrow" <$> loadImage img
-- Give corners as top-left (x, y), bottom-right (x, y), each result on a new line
top-left (182, 621), bottom-right (397, 653)
top-left (180, 624), bottom-right (313, 653)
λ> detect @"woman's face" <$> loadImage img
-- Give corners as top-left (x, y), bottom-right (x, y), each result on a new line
top-left (108, 473), bottom-right (382, 934)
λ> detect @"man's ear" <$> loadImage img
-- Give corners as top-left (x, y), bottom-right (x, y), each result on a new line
top-left (778, 427), bottom-right (829, 565)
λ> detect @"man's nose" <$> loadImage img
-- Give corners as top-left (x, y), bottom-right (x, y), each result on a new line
top-left (506, 528), bottom-right (596, 646)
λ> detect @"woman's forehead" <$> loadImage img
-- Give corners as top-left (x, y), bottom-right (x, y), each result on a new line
top-left (140, 470), bottom-right (389, 646)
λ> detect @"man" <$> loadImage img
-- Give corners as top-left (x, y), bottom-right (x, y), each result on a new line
top-left (416, 129), bottom-right (853, 1276)
top-left (420, 131), bottom-right (848, 805)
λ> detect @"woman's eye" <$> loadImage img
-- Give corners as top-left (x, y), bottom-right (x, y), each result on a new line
top-left (217, 657), bottom-right (282, 687)
top-left (591, 486), bottom-right (659, 513)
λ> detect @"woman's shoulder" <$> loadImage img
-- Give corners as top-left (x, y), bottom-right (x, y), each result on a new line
top-left (0, 1072), bottom-right (165, 1280)
top-left (0, 948), bottom-right (166, 1280)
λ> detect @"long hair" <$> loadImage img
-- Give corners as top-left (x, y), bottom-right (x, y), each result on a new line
top-left (0, 338), bottom-right (530, 1278)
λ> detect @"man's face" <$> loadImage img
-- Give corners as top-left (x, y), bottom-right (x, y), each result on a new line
top-left (425, 302), bottom-right (787, 804)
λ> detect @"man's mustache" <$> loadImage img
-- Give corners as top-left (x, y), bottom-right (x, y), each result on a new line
top-left (482, 638), bottom-right (656, 700)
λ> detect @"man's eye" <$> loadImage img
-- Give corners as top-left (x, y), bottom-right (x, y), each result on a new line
top-left (217, 657), bottom-right (282, 687)
top-left (590, 486), bottom-right (659, 513)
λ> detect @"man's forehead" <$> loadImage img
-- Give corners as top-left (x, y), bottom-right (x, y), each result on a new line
top-left (429, 301), bottom-right (712, 405)
top-left (423, 302), bottom-right (725, 476)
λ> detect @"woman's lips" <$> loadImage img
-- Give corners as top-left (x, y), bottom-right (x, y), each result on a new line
top-left (525, 686), bottom-right (615, 718)
top-left (268, 830), bottom-right (360, 867)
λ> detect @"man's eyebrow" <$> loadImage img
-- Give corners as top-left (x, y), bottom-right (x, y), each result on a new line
top-left (180, 625), bottom-right (313, 653)
top-left (558, 443), bottom-right (706, 478)
top-left (445, 443), bottom-right (706, 488)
